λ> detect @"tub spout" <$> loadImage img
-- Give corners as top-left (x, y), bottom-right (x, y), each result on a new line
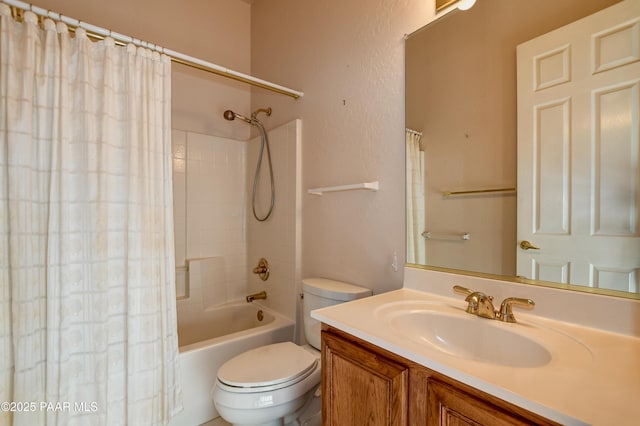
top-left (246, 291), bottom-right (267, 303)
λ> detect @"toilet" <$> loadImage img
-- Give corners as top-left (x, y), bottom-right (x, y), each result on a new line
top-left (211, 278), bottom-right (372, 426)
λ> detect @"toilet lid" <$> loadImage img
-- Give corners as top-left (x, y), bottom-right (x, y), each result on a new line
top-left (217, 342), bottom-right (318, 389)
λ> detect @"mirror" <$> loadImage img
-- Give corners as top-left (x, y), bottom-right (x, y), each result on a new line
top-left (405, 0), bottom-right (640, 298)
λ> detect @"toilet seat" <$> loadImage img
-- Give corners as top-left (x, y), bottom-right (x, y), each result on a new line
top-left (212, 279), bottom-right (370, 425)
top-left (216, 342), bottom-right (319, 393)
top-left (212, 343), bottom-right (322, 413)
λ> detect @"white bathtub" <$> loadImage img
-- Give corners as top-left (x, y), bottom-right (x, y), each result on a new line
top-left (170, 302), bottom-right (295, 426)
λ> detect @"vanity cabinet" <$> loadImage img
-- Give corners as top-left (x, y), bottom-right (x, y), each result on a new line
top-left (322, 327), bottom-right (408, 425)
top-left (321, 326), bottom-right (559, 426)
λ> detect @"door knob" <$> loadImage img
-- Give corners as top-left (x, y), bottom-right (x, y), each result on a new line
top-left (519, 240), bottom-right (540, 250)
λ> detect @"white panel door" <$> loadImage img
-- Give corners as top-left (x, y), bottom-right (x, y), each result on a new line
top-left (517, 0), bottom-right (640, 293)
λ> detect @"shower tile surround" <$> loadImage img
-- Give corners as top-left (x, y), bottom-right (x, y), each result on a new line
top-left (172, 129), bottom-right (248, 328)
top-left (172, 120), bottom-right (302, 329)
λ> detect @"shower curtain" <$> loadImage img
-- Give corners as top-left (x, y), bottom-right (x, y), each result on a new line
top-left (0, 5), bottom-right (181, 426)
top-left (406, 129), bottom-right (426, 264)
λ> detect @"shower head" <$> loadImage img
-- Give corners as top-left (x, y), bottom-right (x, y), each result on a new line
top-left (223, 109), bottom-right (252, 124)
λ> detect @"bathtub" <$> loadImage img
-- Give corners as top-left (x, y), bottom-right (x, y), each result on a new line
top-left (169, 302), bottom-right (295, 426)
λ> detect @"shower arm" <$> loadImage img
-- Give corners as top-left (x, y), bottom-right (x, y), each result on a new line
top-left (251, 107), bottom-right (272, 121)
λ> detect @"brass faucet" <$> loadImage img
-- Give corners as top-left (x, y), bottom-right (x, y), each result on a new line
top-left (454, 285), bottom-right (534, 323)
top-left (465, 291), bottom-right (497, 319)
top-left (246, 291), bottom-right (267, 303)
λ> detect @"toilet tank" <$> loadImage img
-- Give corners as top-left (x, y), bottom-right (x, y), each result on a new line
top-left (302, 278), bottom-right (371, 350)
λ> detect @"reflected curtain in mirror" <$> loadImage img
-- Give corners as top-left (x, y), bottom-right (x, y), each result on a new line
top-left (406, 129), bottom-right (426, 264)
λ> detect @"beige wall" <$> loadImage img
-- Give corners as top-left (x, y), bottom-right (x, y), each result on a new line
top-left (32, 0), bottom-right (253, 139)
top-left (250, 0), bottom-right (433, 295)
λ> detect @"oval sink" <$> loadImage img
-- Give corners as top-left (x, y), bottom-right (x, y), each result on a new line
top-left (389, 310), bottom-right (552, 367)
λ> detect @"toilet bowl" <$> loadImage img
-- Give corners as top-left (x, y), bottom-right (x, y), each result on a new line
top-left (211, 278), bottom-right (371, 426)
top-left (212, 342), bottom-right (320, 426)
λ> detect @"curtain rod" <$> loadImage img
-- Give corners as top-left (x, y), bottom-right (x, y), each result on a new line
top-left (2, 0), bottom-right (304, 99)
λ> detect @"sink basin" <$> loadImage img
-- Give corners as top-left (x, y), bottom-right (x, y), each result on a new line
top-left (390, 310), bottom-right (551, 367)
top-left (375, 301), bottom-right (591, 368)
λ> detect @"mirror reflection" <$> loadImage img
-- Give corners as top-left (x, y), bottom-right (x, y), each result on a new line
top-left (406, 0), bottom-right (639, 297)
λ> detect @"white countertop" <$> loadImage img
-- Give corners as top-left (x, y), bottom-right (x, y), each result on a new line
top-left (312, 288), bottom-right (640, 426)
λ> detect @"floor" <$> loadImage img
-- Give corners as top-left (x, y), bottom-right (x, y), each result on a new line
top-left (200, 418), bottom-right (230, 426)
top-left (202, 416), bottom-right (321, 426)
top-left (200, 409), bottom-right (321, 426)
top-left (199, 392), bottom-right (321, 426)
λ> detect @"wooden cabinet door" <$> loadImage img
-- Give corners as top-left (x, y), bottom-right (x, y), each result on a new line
top-left (427, 379), bottom-right (541, 426)
top-left (322, 331), bottom-right (409, 426)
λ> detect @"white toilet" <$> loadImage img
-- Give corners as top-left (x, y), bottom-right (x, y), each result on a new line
top-left (211, 278), bottom-right (372, 426)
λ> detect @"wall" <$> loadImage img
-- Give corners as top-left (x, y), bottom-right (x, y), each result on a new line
top-left (250, 0), bottom-right (434, 296)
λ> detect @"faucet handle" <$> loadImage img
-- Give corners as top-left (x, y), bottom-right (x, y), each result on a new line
top-left (252, 258), bottom-right (270, 281)
top-left (498, 297), bottom-right (535, 323)
top-left (453, 285), bottom-right (476, 313)
top-left (453, 285), bottom-right (473, 296)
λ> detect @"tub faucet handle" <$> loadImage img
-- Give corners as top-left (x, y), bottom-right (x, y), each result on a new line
top-left (252, 258), bottom-right (270, 281)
